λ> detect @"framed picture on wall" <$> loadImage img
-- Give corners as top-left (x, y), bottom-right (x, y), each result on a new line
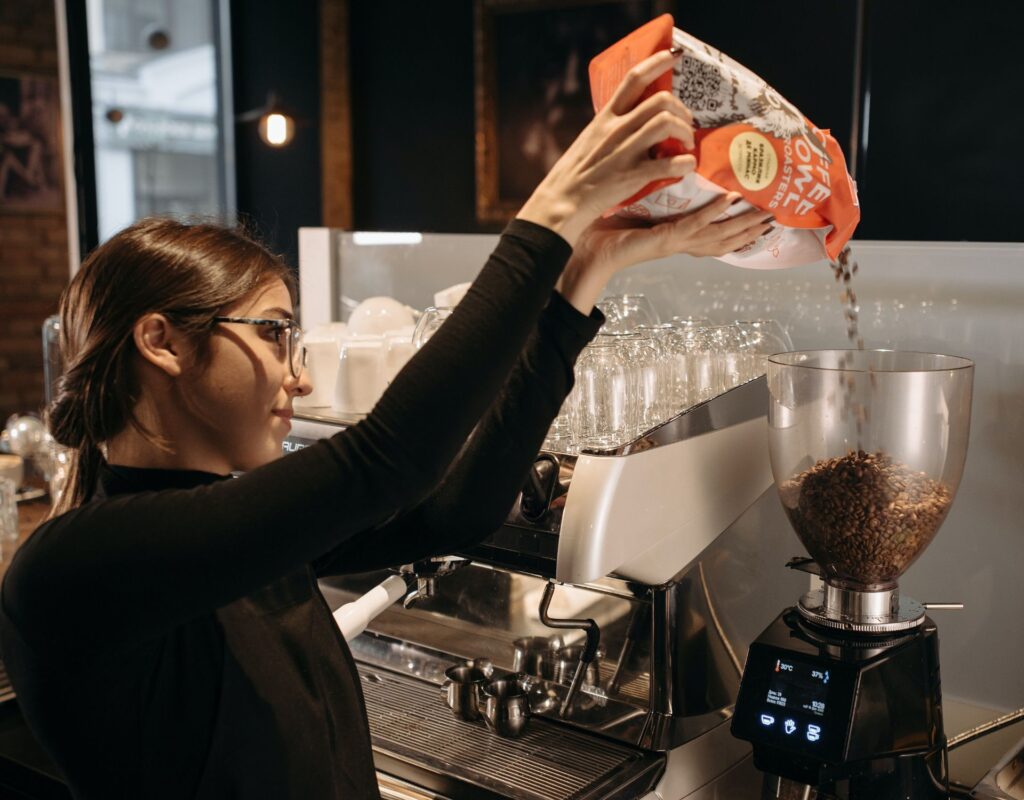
top-left (474, 0), bottom-right (673, 224)
top-left (0, 71), bottom-right (63, 214)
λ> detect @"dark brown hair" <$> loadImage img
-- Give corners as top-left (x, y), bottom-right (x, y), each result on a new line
top-left (47, 217), bottom-right (295, 516)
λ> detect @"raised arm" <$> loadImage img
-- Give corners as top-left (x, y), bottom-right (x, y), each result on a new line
top-left (313, 291), bottom-right (601, 576)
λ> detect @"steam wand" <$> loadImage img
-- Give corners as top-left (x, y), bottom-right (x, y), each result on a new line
top-left (539, 581), bottom-right (600, 718)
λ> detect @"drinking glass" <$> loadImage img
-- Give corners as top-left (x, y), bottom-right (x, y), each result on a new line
top-left (671, 316), bottom-right (712, 329)
top-left (598, 331), bottom-right (656, 438)
top-left (618, 328), bottom-right (667, 432)
top-left (618, 294), bottom-right (660, 327)
top-left (543, 393), bottom-right (577, 453)
top-left (666, 325), bottom-right (716, 407)
top-left (707, 324), bottom-right (749, 392)
top-left (599, 294), bottom-right (658, 333)
top-left (0, 478), bottom-right (18, 561)
top-left (636, 323), bottom-right (677, 424)
top-left (735, 320), bottom-right (789, 378)
top-left (42, 315), bottom-right (62, 408)
top-left (662, 328), bottom-right (690, 414)
top-left (757, 318), bottom-right (794, 351)
top-left (572, 339), bottom-right (637, 450)
top-left (595, 297), bottom-right (626, 333)
top-left (411, 307), bottom-right (453, 349)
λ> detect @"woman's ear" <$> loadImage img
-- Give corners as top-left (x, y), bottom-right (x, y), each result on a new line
top-left (133, 313), bottom-right (186, 377)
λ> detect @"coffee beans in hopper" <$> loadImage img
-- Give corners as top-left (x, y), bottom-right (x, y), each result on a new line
top-left (778, 450), bottom-right (952, 586)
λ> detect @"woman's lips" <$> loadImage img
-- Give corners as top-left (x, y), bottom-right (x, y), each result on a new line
top-left (271, 409), bottom-right (293, 421)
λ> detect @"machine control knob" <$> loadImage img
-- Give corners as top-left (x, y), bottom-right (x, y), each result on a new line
top-left (519, 455), bottom-right (560, 522)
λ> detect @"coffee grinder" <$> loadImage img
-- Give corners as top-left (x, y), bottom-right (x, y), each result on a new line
top-left (732, 350), bottom-right (975, 799)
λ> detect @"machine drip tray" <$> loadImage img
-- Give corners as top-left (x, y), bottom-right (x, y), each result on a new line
top-left (358, 665), bottom-right (664, 800)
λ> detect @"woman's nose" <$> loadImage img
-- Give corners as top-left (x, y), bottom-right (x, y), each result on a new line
top-left (287, 366), bottom-right (313, 397)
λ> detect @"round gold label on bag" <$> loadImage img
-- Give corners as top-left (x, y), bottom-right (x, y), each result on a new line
top-left (729, 131), bottom-right (778, 191)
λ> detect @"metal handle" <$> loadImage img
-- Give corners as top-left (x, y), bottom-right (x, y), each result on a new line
top-left (922, 602), bottom-right (964, 610)
top-left (608, 604), bottom-right (648, 694)
top-left (539, 581), bottom-right (601, 718)
top-left (947, 706), bottom-right (1024, 750)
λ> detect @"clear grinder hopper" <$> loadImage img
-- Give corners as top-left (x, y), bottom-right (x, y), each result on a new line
top-left (767, 350), bottom-right (974, 633)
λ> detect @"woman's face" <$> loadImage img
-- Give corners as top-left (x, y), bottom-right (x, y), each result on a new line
top-left (178, 279), bottom-right (311, 472)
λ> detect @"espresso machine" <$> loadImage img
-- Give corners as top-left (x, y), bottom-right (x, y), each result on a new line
top-left (286, 371), bottom-right (804, 800)
top-left (288, 227), bottom-right (845, 798)
top-left (731, 350), bottom-right (975, 799)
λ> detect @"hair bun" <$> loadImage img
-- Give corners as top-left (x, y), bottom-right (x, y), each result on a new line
top-left (46, 378), bottom-right (88, 450)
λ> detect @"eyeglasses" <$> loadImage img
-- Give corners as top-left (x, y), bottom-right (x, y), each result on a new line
top-left (212, 316), bottom-right (307, 378)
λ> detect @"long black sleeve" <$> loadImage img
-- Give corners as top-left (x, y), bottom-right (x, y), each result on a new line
top-left (313, 292), bottom-right (602, 576)
top-left (2, 221), bottom-right (571, 653)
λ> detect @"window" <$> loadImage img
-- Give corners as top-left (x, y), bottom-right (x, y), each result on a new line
top-left (85, 0), bottom-right (234, 241)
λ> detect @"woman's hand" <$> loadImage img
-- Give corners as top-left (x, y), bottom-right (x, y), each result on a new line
top-left (556, 193), bottom-right (775, 315)
top-left (516, 49), bottom-right (695, 247)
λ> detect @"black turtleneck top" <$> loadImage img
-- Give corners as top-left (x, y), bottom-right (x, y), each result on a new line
top-left (0, 221), bottom-right (602, 799)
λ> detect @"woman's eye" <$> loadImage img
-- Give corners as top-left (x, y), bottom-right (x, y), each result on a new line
top-left (264, 327), bottom-right (284, 344)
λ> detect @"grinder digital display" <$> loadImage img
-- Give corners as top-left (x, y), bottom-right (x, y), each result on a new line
top-left (766, 656), bottom-right (829, 719)
top-left (732, 635), bottom-right (858, 764)
top-left (752, 653), bottom-right (832, 752)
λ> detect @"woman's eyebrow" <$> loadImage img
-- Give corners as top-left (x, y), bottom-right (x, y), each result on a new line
top-left (261, 307), bottom-right (295, 320)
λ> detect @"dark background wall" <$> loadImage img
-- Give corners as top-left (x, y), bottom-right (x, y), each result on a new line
top-left (231, 0), bottom-right (322, 267)
top-left (348, 1), bottom-right (481, 234)
top-left (855, 1), bottom-right (1023, 241)
top-left (126, 0), bottom-right (1024, 267)
top-left (276, 0), bottom-right (1018, 246)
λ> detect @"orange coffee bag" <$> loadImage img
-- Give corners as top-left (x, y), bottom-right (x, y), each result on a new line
top-left (589, 15), bottom-right (860, 268)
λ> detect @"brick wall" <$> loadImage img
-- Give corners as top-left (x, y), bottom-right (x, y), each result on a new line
top-left (0, 1), bottom-right (69, 422)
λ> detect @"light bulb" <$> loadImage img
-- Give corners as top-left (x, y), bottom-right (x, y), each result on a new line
top-left (258, 112), bottom-right (294, 147)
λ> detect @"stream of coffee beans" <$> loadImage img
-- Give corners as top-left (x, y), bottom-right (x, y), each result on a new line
top-left (830, 246), bottom-right (862, 350)
top-left (830, 245), bottom-right (871, 442)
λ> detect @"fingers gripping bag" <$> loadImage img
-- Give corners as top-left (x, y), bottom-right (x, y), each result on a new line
top-left (589, 15), bottom-right (860, 268)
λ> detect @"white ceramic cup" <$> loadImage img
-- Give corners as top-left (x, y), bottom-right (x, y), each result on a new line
top-left (294, 338), bottom-right (342, 408)
top-left (381, 328), bottom-right (415, 386)
top-left (434, 282), bottom-right (471, 309)
top-left (333, 339), bottom-right (385, 415)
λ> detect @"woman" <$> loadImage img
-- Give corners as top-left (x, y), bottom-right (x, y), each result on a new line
top-left (0, 51), bottom-right (771, 799)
